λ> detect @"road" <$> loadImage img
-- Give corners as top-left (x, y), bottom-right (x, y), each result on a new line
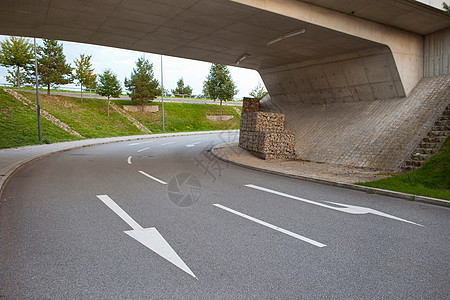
top-left (1, 132), bottom-right (449, 299)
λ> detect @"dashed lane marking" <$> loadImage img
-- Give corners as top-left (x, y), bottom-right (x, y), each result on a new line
top-left (139, 170), bottom-right (167, 185)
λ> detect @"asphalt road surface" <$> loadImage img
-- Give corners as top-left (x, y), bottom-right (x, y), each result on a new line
top-left (1, 132), bottom-right (449, 299)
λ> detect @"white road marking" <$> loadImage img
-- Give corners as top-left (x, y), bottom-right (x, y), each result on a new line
top-left (213, 204), bottom-right (326, 248)
top-left (245, 184), bottom-right (423, 227)
top-left (161, 142), bottom-right (176, 146)
top-left (185, 142), bottom-right (203, 147)
top-left (139, 170), bottom-right (168, 185)
top-left (137, 147), bottom-right (150, 152)
top-left (128, 141), bottom-right (154, 146)
top-left (97, 195), bottom-right (142, 230)
top-left (127, 156), bottom-right (132, 165)
top-left (191, 138), bottom-right (206, 141)
top-left (96, 195), bottom-right (197, 279)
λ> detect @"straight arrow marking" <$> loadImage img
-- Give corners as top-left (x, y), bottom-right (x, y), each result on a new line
top-left (97, 195), bottom-right (142, 230)
top-left (96, 195), bottom-right (197, 278)
top-left (245, 184), bottom-right (423, 227)
top-left (214, 204), bottom-right (326, 248)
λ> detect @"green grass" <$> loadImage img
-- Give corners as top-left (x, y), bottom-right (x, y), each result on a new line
top-left (359, 137), bottom-right (450, 200)
top-left (0, 89), bottom-right (79, 148)
top-left (19, 93), bottom-right (145, 139)
top-left (1, 91), bottom-right (240, 149)
top-left (113, 100), bottom-right (241, 133)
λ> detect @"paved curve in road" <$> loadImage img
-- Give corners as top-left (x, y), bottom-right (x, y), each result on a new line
top-left (1, 132), bottom-right (449, 299)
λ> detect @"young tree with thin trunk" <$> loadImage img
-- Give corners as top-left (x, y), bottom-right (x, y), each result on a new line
top-left (124, 56), bottom-right (160, 112)
top-left (73, 54), bottom-right (96, 104)
top-left (203, 64), bottom-right (238, 120)
top-left (0, 36), bottom-right (34, 90)
top-left (37, 39), bottom-right (73, 95)
top-left (97, 69), bottom-right (122, 117)
top-left (172, 78), bottom-right (193, 98)
top-left (249, 82), bottom-right (268, 100)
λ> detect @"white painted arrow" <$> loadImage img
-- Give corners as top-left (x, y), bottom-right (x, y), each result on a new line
top-left (185, 142), bottom-right (202, 148)
top-left (96, 195), bottom-right (197, 279)
top-left (245, 184), bottom-right (423, 227)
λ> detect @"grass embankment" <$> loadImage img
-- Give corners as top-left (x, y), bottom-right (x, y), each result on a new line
top-left (0, 89), bottom-right (79, 148)
top-left (113, 100), bottom-right (240, 133)
top-left (19, 93), bottom-right (144, 139)
top-left (359, 137), bottom-right (450, 200)
top-left (1, 90), bottom-right (240, 149)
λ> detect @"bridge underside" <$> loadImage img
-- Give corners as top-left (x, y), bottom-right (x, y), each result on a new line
top-left (2, 0), bottom-right (450, 170)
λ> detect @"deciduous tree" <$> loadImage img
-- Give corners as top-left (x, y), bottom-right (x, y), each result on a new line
top-left (73, 54), bottom-right (97, 104)
top-left (124, 57), bottom-right (160, 111)
top-left (0, 36), bottom-right (34, 90)
top-left (203, 64), bottom-right (238, 120)
top-left (97, 69), bottom-right (122, 117)
top-left (37, 39), bottom-right (73, 95)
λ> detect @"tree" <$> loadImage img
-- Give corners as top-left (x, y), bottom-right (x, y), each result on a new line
top-left (5, 68), bottom-right (30, 88)
top-left (73, 54), bottom-right (97, 104)
top-left (37, 39), bottom-right (73, 95)
top-left (97, 69), bottom-right (122, 117)
top-left (203, 63), bottom-right (238, 120)
top-left (124, 56), bottom-right (160, 111)
top-left (444, 2), bottom-right (450, 15)
top-left (249, 82), bottom-right (268, 100)
top-left (0, 36), bottom-right (34, 90)
top-left (172, 78), bottom-right (193, 97)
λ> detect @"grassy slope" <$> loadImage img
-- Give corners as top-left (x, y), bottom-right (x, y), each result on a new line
top-left (113, 100), bottom-right (241, 133)
top-left (4, 92), bottom-right (240, 148)
top-left (0, 89), bottom-right (79, 148)
top-left (19, 93), bottom-right (149, 138)
top-left (359, 137), bottom-right (450, 200)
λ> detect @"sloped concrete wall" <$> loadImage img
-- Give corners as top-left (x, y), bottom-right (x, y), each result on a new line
top-left (261, 46), bottom-right (404, 105)
top-left (260, 75), bottom-right (450, 170)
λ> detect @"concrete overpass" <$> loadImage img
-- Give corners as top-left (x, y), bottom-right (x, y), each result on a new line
top-left (2, 0), bottom-right (450, 170)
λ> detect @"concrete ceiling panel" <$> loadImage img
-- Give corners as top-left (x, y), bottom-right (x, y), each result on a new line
top-left (168, 46), bottom-right (216, 61)
top-left (109, 8), bottom-right (168, 26)
top-left (45, 8), bottom-right (108, 32)
top-left (41, 25), bottom-right (93, 42)
top-left (300, 0), bottom-right (450, 34)
top-left (49, 0), bottom-right (118, 14)
top-left (119, 0), bottom-right (185, 18)
top-left (99, 19), bottom-right (158, 39)
top-left (190, 0), bottom-right (260, 21)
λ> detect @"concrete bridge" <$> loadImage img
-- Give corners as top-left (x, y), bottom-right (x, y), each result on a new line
top-left (2, 0), bottom-right (450, 170)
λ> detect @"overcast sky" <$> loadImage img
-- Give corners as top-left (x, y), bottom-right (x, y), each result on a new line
top-left (0, 35), bottom-right (264, 99)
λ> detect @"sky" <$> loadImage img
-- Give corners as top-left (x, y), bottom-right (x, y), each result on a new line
top-left (0, 35), bottom-right (264, 99)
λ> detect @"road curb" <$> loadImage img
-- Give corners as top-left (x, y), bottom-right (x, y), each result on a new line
top-left (0, 130), bottom-right (238, 197)
top-left (211, 143), bottom-right (450, 208)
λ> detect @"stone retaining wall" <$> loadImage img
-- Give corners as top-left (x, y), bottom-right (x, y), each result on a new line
top-left (239, 97), bottom-right (295, 160)
top-left (123, 105), bottom-right (159, 112)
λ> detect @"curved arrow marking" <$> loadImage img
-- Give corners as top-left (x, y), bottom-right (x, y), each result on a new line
top-left (245, 184), bottom-right (423, 227)
top-left (96, 195), bottom-right (197, 279)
